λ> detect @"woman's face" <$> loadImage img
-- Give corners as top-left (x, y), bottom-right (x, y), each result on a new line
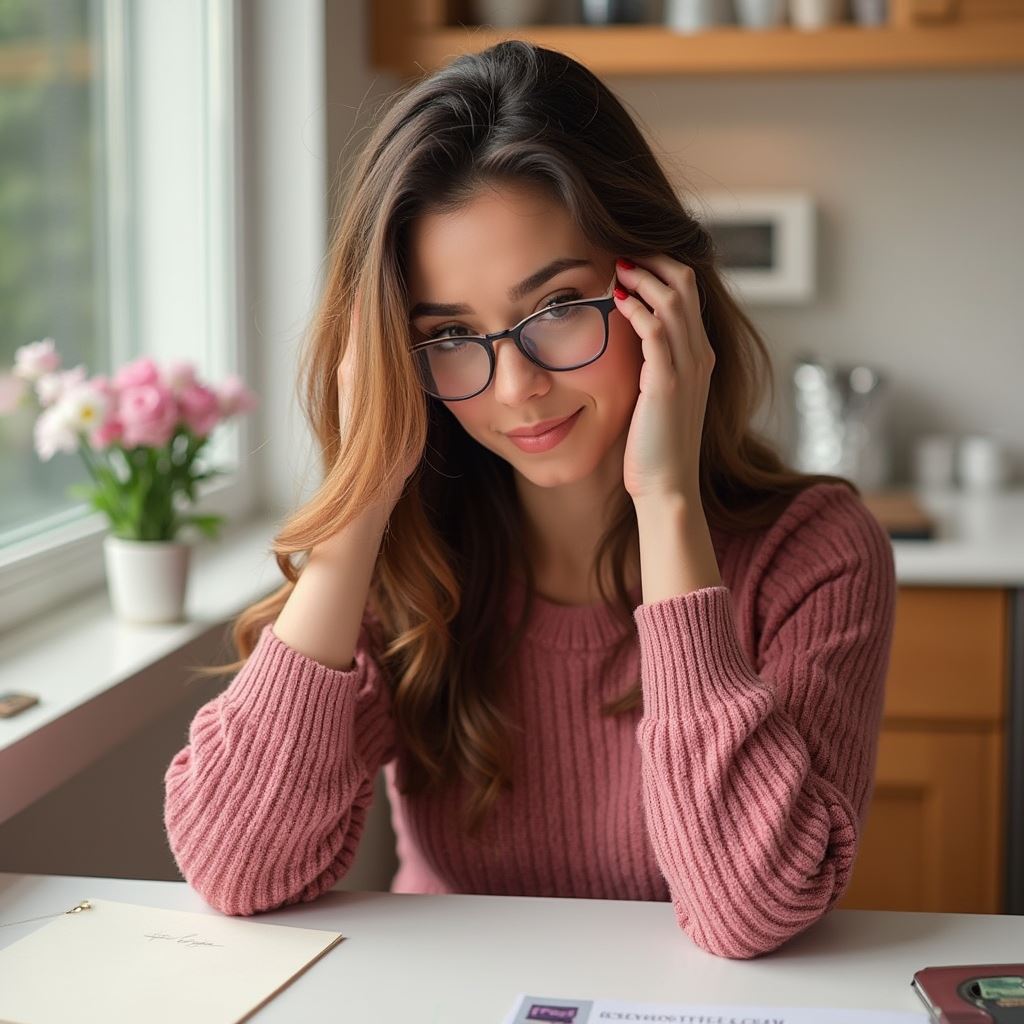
top-left (406, 185), bottom-right (643, 490)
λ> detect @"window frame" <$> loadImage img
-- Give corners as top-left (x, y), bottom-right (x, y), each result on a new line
top-left (0, 0), bottom-right (257, 636)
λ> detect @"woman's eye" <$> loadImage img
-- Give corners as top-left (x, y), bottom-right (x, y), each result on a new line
top-left (425, 324), bottom-right (469, 341)
top-left (425, 290), bottom-right (582, 341)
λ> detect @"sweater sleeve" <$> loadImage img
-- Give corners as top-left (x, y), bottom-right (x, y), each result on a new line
top-left (163, 614), bottom-right (397, 916)
top-left (632, 486), bottom-right (896, 959)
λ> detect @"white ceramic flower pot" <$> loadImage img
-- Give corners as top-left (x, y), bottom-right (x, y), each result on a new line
top-left (735, 0), bottom-right (787, 29)
top-left (102, 535), bottom-right (192, 625)
top-left (789, 0), bottom-right (844, 29)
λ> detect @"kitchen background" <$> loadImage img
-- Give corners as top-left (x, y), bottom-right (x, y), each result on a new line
top-left (0, 0), bottom-right (1021, 918)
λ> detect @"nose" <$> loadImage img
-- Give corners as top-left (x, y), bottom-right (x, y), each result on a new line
top-left (490, 336), bottom-right (549, 404)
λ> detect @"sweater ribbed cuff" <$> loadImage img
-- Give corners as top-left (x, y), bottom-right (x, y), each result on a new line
top-left (220, 623), bottom-right (368, 766)
top-left (633, 585), bottom-right (772, 721)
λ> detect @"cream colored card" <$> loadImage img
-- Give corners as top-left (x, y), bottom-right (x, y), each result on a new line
top-left (0, 897), bottom-right (344, 1024)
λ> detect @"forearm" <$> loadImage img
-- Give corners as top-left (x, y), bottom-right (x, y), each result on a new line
top-left (633, 586), bottom-right (869, 957)
top-left (634, 492), bottom-right (722, 605)
top-left (273, 505), bottom-right (390, 671)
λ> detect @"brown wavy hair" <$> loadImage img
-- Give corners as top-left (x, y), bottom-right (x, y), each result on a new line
top-left (187, 40), bottom-right (857, 837)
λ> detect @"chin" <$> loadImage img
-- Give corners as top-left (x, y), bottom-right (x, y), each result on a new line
top-left (503, 434), bottom-right (612, 488)
top-left (513, 462), bottom-right (590, 488)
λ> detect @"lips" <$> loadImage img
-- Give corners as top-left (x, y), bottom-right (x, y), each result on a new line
top-left (505, 409), bottom-right (581, 438)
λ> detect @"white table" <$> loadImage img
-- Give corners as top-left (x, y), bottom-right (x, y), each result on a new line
top-left (1, 873), bottom-right (1021, 1022)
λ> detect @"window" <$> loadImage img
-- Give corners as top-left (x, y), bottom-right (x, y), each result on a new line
top-left (0, 0), bottom-right (107, 545)
top-left (0, 0), bottom-right (254, 633)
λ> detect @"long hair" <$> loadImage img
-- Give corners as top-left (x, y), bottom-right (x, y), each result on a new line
top-left (188, 40), bottom-right (857, 837)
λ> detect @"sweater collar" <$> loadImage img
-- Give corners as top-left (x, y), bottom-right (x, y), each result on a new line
top-left (504, 573), bottom-right (644, 650)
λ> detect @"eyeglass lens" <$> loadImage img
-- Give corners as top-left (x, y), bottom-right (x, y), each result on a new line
top-left (414, 302), bottom-right (606, 401)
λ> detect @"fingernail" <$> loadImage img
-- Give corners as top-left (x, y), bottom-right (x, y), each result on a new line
top-left (616, 257), bottom-right (635, 270)
top-left (613, 284), bottom-right (629, 300)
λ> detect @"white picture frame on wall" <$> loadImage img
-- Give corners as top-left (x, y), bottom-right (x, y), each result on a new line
top-left (692, 190), bottom-right (817, 305)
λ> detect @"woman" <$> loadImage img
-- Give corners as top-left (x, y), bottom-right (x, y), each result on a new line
top-left (164, 40), bottom-right (896, 960)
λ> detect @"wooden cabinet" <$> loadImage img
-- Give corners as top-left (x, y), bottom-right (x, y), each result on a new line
top-left (370, 0), bottom-right (1024, 77)
top-left (838, 587), bottom-right (1009, 913)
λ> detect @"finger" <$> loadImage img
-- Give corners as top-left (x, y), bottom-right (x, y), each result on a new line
top-left (636, 254), bottom-right (712, 366)
top-left (615, 258), bottom-right (690, 370)
top-left (613, 280), bottom-right (675, 377)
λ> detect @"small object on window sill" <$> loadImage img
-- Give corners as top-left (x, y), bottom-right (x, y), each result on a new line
top-left (0, 691), bottom-right (40, 718)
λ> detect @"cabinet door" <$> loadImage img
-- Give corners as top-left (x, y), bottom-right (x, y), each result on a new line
top-left (838, 726), bottom-right (1005, 913)
top-left (884, 587), bottom-right (1007, 724)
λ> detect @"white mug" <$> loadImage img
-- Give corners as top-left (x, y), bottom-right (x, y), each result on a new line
top-left (958, 434), bottom-right (1010, 491)
top-left (789, 0), bottom-right (844, 29)
top-left (666, 0), bottom-right (727, 32)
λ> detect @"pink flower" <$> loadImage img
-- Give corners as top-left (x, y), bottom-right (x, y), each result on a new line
top-left (216, 374), bottom-right (259, 417)
top-left (89, 416), bottom-right (124, 450)
top-left (0, 372), bottom-right (29, 414)
top-left (35, 365), bottom-right (88, 407)
top-left (118, 381), bottom-right (179, 448)
top-left (112, 356), bottom-right (161, 391)
top-left (88, 374), bottom-right (118, 403)
top-left (14, 338), bottom-right (61, 382)
top-left (177, 382), bottom-right (222, 437)
top-left (164, 360), bottom-right (198, 394)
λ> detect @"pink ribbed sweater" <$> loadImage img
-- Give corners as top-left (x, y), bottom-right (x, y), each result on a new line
top-left (163, 481), bottom-right (896, 959)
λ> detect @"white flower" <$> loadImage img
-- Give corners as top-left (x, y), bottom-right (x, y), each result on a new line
top-left (13, 337), bottom-right (61, 382)
top-left (33, 402), bottom-right (80, 461)
top-left (60, 382), bottom-right (111, 433)
top-left (35, 364), bottom-right (88, 408)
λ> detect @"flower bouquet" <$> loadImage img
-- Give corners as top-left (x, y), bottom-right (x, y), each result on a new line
top-left (0, 338), bottom-right (258, 623)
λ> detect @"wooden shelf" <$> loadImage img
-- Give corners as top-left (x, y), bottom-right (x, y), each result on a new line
top-left (370, 3), bottom-right (1024, 77)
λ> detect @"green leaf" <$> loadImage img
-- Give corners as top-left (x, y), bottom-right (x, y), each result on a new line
top-left (181, 513), bottom-right (224, 540)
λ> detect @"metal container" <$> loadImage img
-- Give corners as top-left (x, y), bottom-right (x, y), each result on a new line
top-left (791, 355), bottom-right (891, 490)
top-left (581, 0), bottom-right (651, 23)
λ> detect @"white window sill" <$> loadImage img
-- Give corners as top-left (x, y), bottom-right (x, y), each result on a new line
top-left (0, 512), bottom-right (283, 824)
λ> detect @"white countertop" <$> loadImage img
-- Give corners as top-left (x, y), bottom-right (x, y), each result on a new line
top-left (1, 872), bottom-right (1021, 1022)
top-left (891, 485), bottom-right (1024, 586)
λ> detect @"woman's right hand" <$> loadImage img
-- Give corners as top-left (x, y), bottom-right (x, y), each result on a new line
top-left (337, 286), bottom-right (422, 519)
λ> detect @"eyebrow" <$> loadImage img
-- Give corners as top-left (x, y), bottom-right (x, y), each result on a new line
top-left (408, 257), bottom-right (593, 321)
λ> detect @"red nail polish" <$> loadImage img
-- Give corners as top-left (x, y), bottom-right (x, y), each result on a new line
top-left (613, 284), bottom-right (628, 300)
top-left (616, 257), bottom-right (635, 269)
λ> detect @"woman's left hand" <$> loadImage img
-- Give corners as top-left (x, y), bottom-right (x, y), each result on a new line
top-left (614, 254), bottom-right (715, 506)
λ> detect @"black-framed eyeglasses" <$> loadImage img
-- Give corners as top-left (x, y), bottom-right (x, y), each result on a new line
top-left (409, 272), bottom-right (618, 401)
